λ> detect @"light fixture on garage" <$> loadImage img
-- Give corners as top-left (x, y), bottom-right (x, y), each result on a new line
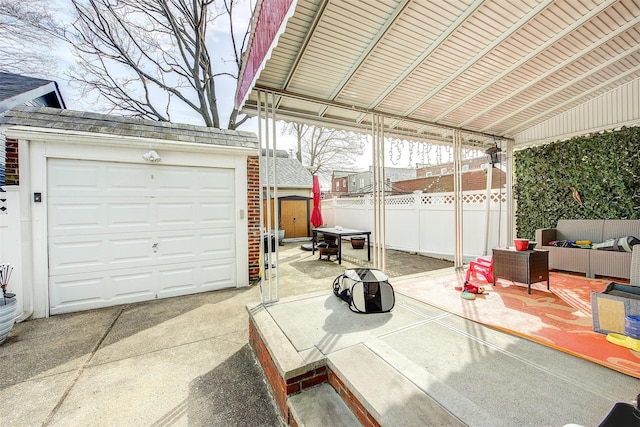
top-left (142, 150), bottom-right (161, 162)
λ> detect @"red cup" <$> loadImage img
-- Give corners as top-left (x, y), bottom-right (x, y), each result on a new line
top-left (514, 239), bottom-right (529, 251)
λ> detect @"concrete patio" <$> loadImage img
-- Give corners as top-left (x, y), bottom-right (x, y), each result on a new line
top-left (0, 241), bottom-right (637, 426)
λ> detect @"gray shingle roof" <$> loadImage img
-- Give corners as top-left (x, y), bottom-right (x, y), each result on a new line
top-left (260, 156), bottom-right (313, 188)
top-left (0, 73), bottom-right (65, 112)
top-left (0, 106), bottom-right (259, 149)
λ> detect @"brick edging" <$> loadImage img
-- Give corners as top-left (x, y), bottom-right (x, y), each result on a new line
top-left (248, 317), bottom-right (379, 426)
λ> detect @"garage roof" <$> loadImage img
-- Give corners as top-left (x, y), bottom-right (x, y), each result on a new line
top-left (1, 106), bottom-right (259, 149)
top-left (237, 0), bottom-right (640, 149)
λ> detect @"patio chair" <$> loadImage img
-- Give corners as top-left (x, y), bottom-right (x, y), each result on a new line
top-left (465, 256), bottom-right (494, 284)
top-left (631, 245), bottom-right (640, 286)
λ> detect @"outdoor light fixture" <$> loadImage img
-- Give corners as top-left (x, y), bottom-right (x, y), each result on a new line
top-left (485, 143), bottom-right (501, 167)
top-left (142, 150), bottom-right (161, 162)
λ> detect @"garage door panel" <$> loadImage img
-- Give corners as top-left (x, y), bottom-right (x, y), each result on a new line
top-left (48, 203), bottom-right (104, 234)
top-left (198, 169), bottom-right (235, 193)
top-left (50, 270), bottom-right (156, 315)
top-left (202, 262), bottom-right (235, 290)
top-left (48, 159), bottom-right (238, 314)
top-left (48, 240), bottom-right (106, 274)
top-left (200, 201), bottom-right (235, 226)
top-left (105, 164), bottom-right (151, 193)
top-left (156, 201), bottom-right (212, 225)
top-left (111, 238), bottom-right (156, 264)
top-left (110, 203), bottom-right (153, 227)
top-left (48, 198), bottom-right (152, 236)
top-left (157, 230), bottom-right (235, 261)
top-left (154, 168), bottom-right (235, 196)
top-left (111, 271), bottom-right (155, 299)
top-left (157, 260), bottom-right (235, 298)
top-left (201, 231), bottom-right (236, 257)
top-left (47, 162), bottom-right (102, 195)
top-left (49, 198), bottom-right (233, 236)
top-left (49, 235), bottom-right (155, 276)
top-left (49, 276), bottom-right (105, 313)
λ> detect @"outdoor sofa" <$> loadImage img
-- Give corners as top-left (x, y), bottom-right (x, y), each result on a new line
top-left (535, 219), bottom-right (640, 280)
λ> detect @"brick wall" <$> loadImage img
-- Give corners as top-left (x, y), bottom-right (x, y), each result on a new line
top-left (5, 138), bottom-right (18, 185)
top-left (328, 370), bottom-right (380, 427)
top-left (249, 318), bottom-right (331, 425)
top-left (247, 155), bottom-right (261, 281)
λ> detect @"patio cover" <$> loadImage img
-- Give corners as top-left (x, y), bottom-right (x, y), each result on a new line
top-left (237, 0), bottom-right (640, 148)
top-left (237, 0), bottom-right (640, 276)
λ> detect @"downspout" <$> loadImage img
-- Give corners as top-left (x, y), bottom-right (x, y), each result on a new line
top-left (483, 166), bottom-right (493, 256)
top-left (506, 140), bottom-right (515, 246)
top-left (16, 138), bottom-right (34, 321)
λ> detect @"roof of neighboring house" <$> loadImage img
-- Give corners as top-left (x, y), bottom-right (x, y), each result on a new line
top-left (393, 168), bottom-right (507, 193)
top-left (332, 170), bottom-right (362, 179)
top-left (0, 72), bottom-right (66, 113)
top-left (0, 106), bottom-right (259, 149)
top-left (260, 154), bottom-right (313, 189)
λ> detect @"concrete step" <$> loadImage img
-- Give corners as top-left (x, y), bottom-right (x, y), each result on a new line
top-left (287, 383), bottom-right (361, 427)
top-left (327, 343), bottom-right (467, 427)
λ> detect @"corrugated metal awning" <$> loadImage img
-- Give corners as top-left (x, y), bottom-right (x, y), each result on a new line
top-left (237, 0), bottom-right (640, 149)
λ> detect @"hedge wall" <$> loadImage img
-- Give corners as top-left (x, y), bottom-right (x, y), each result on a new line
top-left (514, 126), bottom-right (640, 240)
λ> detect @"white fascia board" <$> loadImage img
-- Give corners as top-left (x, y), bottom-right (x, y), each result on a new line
top-left (5, 126), bottom-right (259, 156)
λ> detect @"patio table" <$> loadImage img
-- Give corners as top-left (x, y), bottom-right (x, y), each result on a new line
top-left (492, 247), bottom-right (549, 294)
top-left (312, 227), bottom-right (371, 265)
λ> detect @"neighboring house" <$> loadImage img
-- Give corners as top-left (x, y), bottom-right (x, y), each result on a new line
top-left (0, 106), bottom-right (260, 318)
top-left (328, 169), bottom-right (360, 198)
top-left (346, 166), bottom-right (416, 195)
top-left (0, 72), bottom-right (66, 186)
top-left (261, 149), bottom-right (313, 238)
top-left (417, 154), bottom-right (505, 177)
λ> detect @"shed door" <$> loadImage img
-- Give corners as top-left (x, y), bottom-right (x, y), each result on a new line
top-left (280, 199), bottom-right (310, 238)
top-left (47, 159), bottom-right (236, 314)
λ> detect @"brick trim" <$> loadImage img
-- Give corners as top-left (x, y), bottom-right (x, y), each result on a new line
top-left (5, 138), bottom-right (19, 185)
top-left (247, 155), bottom-right (261, 281)
top-left (249, 317), bottom-right (379, 426)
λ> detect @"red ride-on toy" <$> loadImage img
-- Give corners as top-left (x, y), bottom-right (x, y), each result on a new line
top-left (463, 256), bottom-right (494, 294)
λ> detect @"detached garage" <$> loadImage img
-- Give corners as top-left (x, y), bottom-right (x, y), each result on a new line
top-left (1, 106), bottom-right (260, 317)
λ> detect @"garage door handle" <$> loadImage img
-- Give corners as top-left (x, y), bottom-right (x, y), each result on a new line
top-left (152, 243), bottom-right (159, 252)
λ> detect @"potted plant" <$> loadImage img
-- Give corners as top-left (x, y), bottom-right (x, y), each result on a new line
top-left (0, 264), bottom-right (16, 345)
top-left (351, 237), bottom-right (366, 249)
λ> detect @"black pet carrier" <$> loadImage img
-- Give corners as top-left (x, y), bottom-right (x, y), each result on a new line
top-left (332, 268), bottom-right (395, 313)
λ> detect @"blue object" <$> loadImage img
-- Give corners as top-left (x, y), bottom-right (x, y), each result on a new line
top-left (625, 315), bottom-right (640, 339)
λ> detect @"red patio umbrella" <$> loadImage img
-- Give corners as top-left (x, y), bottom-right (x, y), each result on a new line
top-left (310, 175), bottom-right (323, 228)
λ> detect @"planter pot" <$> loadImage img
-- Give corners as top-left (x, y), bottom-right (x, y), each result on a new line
top-left (351, 237), bottom-right (366, 249)
top-left (0, 297), bottom-right (17, 345)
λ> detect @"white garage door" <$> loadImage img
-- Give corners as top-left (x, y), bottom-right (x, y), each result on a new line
top-left (47, 159), bottom-right (236, 314)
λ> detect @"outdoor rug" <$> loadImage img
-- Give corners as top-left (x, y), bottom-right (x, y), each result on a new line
top-left (393, 270), bottom-right (640, 379)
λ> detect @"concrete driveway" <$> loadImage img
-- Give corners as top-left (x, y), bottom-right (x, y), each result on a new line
top-left (0, 242), bottom-right (450, 426)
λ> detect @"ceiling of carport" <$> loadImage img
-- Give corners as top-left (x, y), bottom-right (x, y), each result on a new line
top-left (237, 0), bottom-right (640, 149)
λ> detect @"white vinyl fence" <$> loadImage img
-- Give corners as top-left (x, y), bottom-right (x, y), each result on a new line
top-left (0, 186), bottom-right (26, 320)
top-left (321, 190), bottom-right (509, 261)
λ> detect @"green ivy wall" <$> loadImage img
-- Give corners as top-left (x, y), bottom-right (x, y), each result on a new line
top-left (514, 126), bottom-right (640, 239)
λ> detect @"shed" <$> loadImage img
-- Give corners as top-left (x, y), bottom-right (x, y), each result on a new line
top-left (261, 149), bottom-right (313, 238)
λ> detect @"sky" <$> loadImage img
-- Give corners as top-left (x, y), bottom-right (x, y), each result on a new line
top-left (38, 0), bottom-right (451, 177)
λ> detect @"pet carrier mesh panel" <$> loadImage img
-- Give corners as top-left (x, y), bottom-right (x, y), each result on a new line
top-left (333, 268), bottom-right (395, 313)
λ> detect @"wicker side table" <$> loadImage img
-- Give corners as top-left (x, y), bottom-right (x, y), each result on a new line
top-left (492, 248), bottom-right (549, 294)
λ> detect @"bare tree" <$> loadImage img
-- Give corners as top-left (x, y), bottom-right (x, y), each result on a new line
top-left (67, 0), bottom-right (249, 129)
top-left (282, 122), bottom-right (366, 180)
top-left (0, 0), bottom-right (65, 75)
